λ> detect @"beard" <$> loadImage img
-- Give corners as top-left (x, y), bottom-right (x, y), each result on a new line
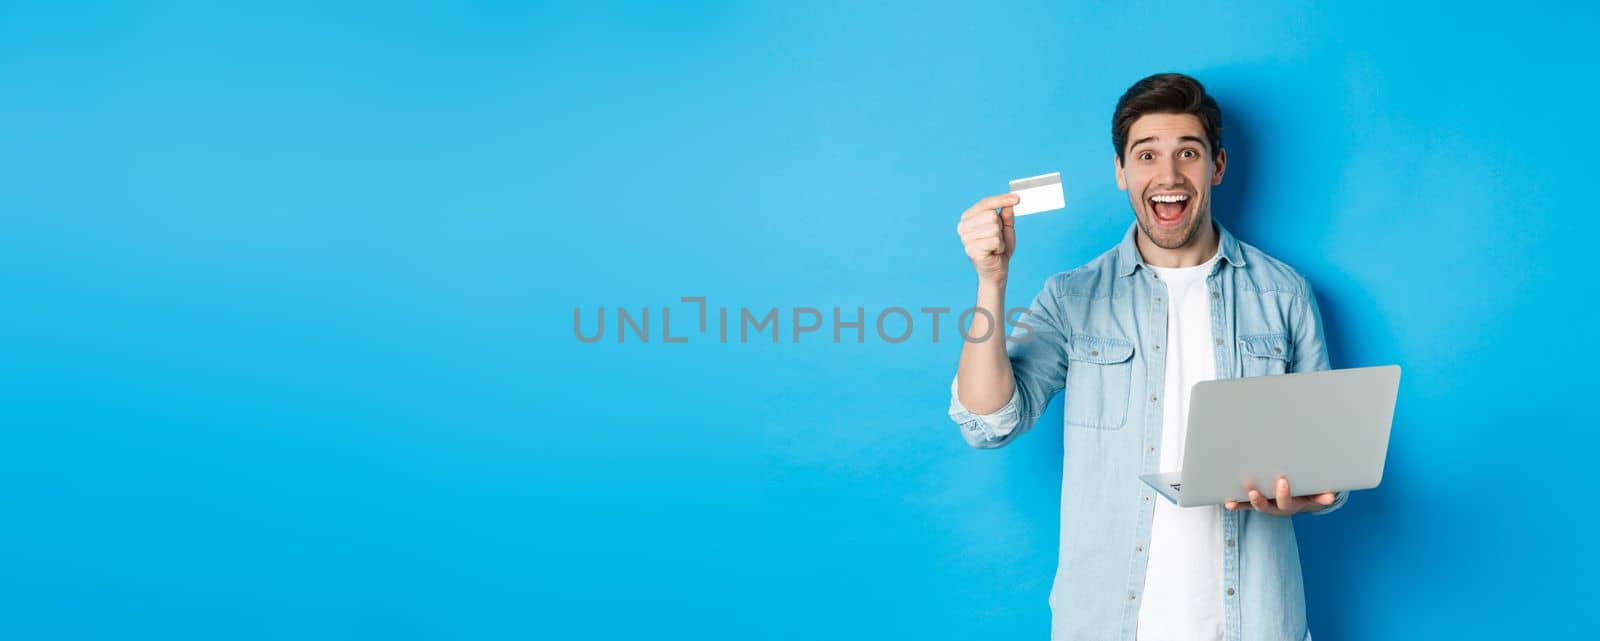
top-left (1136, 203), bottom-right (1209, 251)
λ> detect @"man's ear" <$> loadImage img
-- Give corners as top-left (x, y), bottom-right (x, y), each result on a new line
top-left (1114, 154), bottom-right (1127, 190)
top-left (1211, 147), bottom-right (1227, 185)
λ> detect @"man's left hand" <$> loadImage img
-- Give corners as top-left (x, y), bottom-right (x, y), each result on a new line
top-left (1223, 477), bottom-right (1335, 516)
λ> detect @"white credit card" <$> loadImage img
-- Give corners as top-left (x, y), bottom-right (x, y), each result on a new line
top-left (1009, 171), bottom-right (1065, 216)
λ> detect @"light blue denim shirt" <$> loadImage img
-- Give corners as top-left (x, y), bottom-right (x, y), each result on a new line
top-left (949, 221), bottom-right (1345, 641)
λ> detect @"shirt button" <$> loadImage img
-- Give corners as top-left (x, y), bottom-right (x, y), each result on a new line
top-left (1143, 496), bottom-right (1150, 502)
top-left (1211, 292), bottom-right (1220, 299)
top-left (1274, 347), bottom-right (1283, 354)
top-left (1226, 587), bottom-right (1235, 596)
top-left (1148, 446), bottom-right (1155, 453)
top-left (1150, 394), bottom-right (1158, 402)
top-left (1091, 350), bottom-right (1099, 357)
top-left (1129, 591), bottom-right (1138, 601)
top-left (1155, 297), bottom-right (1162, 303)
top-left (1227, 538), bottom-right (1235, 548)
top-left (1153, 344), bottom-right (1161, 351)
top-left (1215, 338), bottom-right (1224, 345)
top-left (1136, 545), bottom-right (1144, 552)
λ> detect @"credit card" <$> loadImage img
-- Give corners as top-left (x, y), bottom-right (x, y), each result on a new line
top-left (1009, 171), bottom-right (1065, 216)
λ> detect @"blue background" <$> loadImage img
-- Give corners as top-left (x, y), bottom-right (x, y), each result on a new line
top-left (1, 1), bottom-right (1591, 639)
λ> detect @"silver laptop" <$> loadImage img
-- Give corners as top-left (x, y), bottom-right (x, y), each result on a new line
top-left (1140, 364), bottom-right (1401, 507)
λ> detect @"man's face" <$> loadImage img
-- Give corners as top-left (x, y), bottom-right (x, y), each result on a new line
top-left (1114, 113), bottom-right (1227, 251)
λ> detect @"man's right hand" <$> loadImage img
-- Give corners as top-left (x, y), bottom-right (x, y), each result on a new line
top-left (957, 193), bottom-right (1020, 284)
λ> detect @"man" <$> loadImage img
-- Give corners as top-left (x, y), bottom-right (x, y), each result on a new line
top-left (948, 73), bottom-right (1344, 641)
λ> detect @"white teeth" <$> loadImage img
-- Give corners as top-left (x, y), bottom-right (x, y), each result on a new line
top-left (1149, 194), bottom-right (1189, 203)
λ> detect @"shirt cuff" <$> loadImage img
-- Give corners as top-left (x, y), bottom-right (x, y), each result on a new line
top-left (948, 376), bottom-right (1023, 446)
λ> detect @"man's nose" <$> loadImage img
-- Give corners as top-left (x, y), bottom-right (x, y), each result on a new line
top-left (1159, 157), bottom-right (1184, 185)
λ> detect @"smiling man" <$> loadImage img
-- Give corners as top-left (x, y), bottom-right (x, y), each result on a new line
top-left (948, 73), bottom-right (1344, 641)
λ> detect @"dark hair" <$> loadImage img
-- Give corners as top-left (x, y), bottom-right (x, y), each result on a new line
top-left (1112, 73), bottom-right (1223, 166)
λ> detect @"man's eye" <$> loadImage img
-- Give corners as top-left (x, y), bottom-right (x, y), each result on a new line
top-left (1139, 152), bottom-right (1153, 161)
top-left (1181, 149), bottom-right (1197, 158)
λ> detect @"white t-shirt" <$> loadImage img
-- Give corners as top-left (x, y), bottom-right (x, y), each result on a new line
top-left (1136, 252), bottom-right (1225, 641)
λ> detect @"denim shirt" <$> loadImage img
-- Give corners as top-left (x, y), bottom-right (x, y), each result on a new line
top-left (948, 221), bottom-right (1345, 641)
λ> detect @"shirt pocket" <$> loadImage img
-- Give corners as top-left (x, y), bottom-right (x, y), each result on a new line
top-left (1239, 332), bottom-right (1291, 377)
top-left (1063, 333), bottom-right (1135, 429)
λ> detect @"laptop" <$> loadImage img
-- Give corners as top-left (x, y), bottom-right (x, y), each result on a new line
top-left (1139, 364), bottom-right (1401, 507)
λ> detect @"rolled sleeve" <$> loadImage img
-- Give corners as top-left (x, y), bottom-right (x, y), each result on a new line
top-left (943, 274), bottom-right (1071, 450)
top-left (948, 375), bottom-right (1025, 449)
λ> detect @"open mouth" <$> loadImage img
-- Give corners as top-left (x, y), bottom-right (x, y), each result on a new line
top-left (1147, 192), bottom-right (1191, 227)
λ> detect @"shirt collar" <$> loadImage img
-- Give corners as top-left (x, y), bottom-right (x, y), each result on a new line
top-left (1114, 219), bottom-right (1247, 277)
